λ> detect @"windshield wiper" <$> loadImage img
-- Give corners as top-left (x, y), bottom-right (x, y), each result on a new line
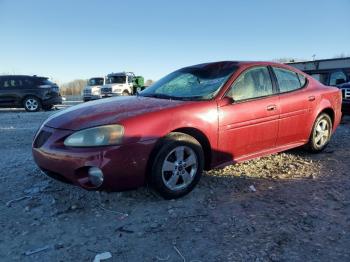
top-left (141, 93), bottom-right (207, 101)
top-left (141, 93), bottom-right (180, 100)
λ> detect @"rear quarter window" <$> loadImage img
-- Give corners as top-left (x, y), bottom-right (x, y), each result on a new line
top-left (297, 73), bottom-right (306, 87)
top-left (36, 78), bottom-right (54, 85)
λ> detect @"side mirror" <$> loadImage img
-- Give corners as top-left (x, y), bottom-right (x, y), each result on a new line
top-left (219, 96), bottom-right (234, 106)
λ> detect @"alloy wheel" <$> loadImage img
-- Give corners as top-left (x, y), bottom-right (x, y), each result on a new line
top-left (314, 118), bottom-right (330, 147)
top-left (161, 145), bottom-right (198, 191)
top-left (25, 98), bottom-right (39, 111)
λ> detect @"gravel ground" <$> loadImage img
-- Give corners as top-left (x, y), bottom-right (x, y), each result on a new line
top-left (0, 108), bottom-right (349, 262)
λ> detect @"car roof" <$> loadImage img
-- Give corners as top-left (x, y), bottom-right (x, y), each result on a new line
top-left (183, 61), bottom-right (305, 75)
top-left (187, 60), bottom-right (294, 68)
top-left (0, 75), bottom-right (48, 79)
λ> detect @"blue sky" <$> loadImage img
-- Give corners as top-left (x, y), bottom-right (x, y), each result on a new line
top-left (0, 0), bottom-right (349, 83)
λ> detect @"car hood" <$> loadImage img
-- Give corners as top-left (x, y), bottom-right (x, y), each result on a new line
top-left (44, 96), bottom-right (189, 130)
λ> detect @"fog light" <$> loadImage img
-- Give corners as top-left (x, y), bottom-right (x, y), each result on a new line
top-left (88, 167), bottom-right (104, 187)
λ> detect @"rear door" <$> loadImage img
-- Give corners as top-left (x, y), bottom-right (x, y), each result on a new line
top-left (272, 67), bottom-right (313, 146)
top-left (218, 66), bottom-right (280, 161)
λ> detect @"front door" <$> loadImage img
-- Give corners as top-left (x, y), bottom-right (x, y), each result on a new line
top-left (218, 66), bottom-right (279, 162)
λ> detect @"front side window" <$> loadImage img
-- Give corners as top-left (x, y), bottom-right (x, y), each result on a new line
top-left (273, 67), bottom-right (301, 93)
top-left (227, 67), bottom-right (273, 101)
top-left (140, 62), bottom-right (237, 100)
top-left (329, 71), bottom-right (347, 86)
top-left (23, 77), bottom-right (34, 86)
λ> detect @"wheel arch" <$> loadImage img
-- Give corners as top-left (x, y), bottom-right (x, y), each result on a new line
top-left (22, 94), bottom-right (42, 105)
top-left (319, 107), bottom-right (335, 127)
top-left (145, 127), bottom-right (212, 184)
top-left (307, 106), bottom-right (335, 141)
top-left (171, 127), bottom-right (212, 170)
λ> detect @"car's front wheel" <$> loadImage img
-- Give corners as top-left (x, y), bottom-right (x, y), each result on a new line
top-left (23, 96), bottom-right (41, 112)
top-left (305, 113), bottom-right (332, 153)
top-left (150, 132), bottom-right (204, 199)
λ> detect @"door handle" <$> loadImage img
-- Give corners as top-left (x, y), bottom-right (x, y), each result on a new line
top-left (266, 105), bottom-right (277, 111)
top-left (308, 96), bottom-right (315, 101)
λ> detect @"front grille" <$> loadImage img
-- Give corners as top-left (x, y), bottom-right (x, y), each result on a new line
top-left (84, 89), bottom-right (91, 95)
top-left (33, 130), bottom-right (51, 148)
top-left (342, 88), bottom-right (350, 100)
top-left (101, 87), bottom-right (112, 93)
top-left (42, 169), bottom-right (72, 184)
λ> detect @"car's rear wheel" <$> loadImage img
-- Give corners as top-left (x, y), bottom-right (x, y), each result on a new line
top-left (305, 113), bottom-right (332, 153)
top-left (150, 132), bottom-right (204, 199)
top-left (23, 96), bottom-right (41, 112)
top-left (122, 90), bottom-right (130, 96)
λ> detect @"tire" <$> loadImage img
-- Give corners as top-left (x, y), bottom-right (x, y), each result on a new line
top-left (122, 90), bottom-right (130, 96)
top-left (23, 96), bottom-right (41, 112)
top-left (42, 104), bottom-right (54, 111)
top-left (150, 132), bottom-right (204, 199)
top-left (305, 113), bottom-right (332, 153)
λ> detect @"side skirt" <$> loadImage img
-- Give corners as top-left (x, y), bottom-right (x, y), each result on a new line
top-left (213, 141), bottom-right (307, 169)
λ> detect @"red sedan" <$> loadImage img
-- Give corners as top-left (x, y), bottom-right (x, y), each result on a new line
top-left (32, 61), bottom-right (342, 199)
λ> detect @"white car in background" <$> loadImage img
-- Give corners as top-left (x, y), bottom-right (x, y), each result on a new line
top-left (82, 77), bottom-right (105, 102)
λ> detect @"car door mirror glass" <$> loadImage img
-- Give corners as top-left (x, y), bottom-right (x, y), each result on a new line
top-left (222, 96), bottom-right (235, 105)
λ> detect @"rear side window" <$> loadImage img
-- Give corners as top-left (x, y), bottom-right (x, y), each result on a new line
top-left (227, 66), bottom-right (273, 101)
top-left (273, 67), bottom-right (302, 93)
top-left (0, 78), bottom-right (23, 88)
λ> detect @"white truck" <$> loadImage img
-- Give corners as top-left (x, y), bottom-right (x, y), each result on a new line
top-left (100, 72), bottom-right (144, 97)
top-left (82, 77), bottom-right (105, 102)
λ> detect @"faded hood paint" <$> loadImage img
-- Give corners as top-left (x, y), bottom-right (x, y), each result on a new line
top-left (44, 96), bottom-right (189, 130)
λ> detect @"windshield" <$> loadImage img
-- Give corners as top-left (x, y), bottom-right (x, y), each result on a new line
top-left (140, 62), bottom-right (237, 100)
top-left (88, 78), bottom-right (104, 86)
top-left (106, 76), bottom-right (126, 84)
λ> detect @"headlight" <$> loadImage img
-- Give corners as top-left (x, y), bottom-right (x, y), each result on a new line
top-left (92, 89), bottom-right (101, 95)
top-left (64, 125), bottom-right (124, 147)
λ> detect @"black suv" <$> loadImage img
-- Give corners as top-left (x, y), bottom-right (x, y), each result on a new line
top-left (0, 75), bottom-right (62, 112)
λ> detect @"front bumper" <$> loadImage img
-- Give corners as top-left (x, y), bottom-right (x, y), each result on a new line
top-left (32, 126), bottom-right (157, 191)
top-left (101, 92), bottom-right (122, 98)
top-left (42, 94), bottom-right (62, 105)
top-left (83, 95), bottom-right (101, 101)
